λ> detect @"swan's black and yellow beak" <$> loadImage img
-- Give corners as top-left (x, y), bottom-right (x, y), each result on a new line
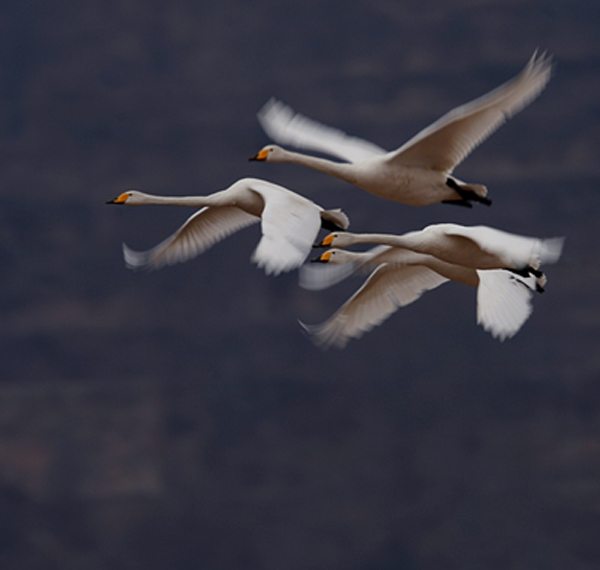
top-left (312, 234), bottom-right (335, 248)
top-left (311, 251), bottom-right (332, 263)
top-left (106, 192), bottom-right (130, 205)
top-left (248, 148), bottom-right (269, 161)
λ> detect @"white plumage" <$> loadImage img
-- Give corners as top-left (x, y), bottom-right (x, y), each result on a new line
top-left (316, 224), bottom-right (564, 275)
top-left (107, 178), bottom-right (349, 276)
top-left (301, 246), bottom-right (549, 348)
top-left (251, 51), bottom-right (552, 207)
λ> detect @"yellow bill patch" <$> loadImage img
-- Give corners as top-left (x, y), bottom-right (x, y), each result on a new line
top-left (320, 251), bottom-right (332, 262)
top-left (256, 148), bottom-right (270, 161)
top-left (113, 192), bottom-right (131, 204)
top-left (321, 234), bottom-right (335, 247)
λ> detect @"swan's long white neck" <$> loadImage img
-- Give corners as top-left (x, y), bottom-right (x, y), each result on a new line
top-left (130, 192), bottom-right (213, 207)
top-left (343, 232), bottom-right (418, 248)
top-left (279, 150), bottom-right (358, 184)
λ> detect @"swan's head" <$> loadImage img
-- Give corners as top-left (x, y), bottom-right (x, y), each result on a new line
top-left (248, 144), bottom-right (286, 163)
top-left (106, 190), bottom-right (147, 205)
top-left (311, 249), bottom-right (357, 264)
top-left (313, 232), bottom-right (356, 249)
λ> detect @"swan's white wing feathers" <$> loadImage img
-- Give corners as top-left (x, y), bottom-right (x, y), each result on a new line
top-left (298, 245), bottom-right (432, 291)
top-left (258, 98), bottom-right (387, 164)
top-left (249, 181), bottom-right (322, 275)
top-left (299, 261), bottom-right (361, 291)
top-left (303, 263), bottom-right (449, 349)
top-left (476, 270), bottom-right (535, 341)
top-left (123, 206), bottom-right (259, 271)
top-left (389, 51), bottom-right (553, 172)
top-left (441, 224), bottom-right (564, 269)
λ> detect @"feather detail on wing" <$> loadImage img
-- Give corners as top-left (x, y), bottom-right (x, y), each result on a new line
top-left (302, 263), bottom-right (449, 349)
top-left (299, 245), bottom-right (394, 291)
top-left (442, 225), bottom-right (564, 269)
top-left (258, 98), bottom-right (387, 163)
top-left (123, 206), bottom-right (258, 270)
top-left (476, 270), bottom-right (536, 341)
top-left (299, 261), bottom-right (360, 291)
top-left (388, 51), bottom-right (553, 172)
top-left (249, 181), bottom-right (322, 275)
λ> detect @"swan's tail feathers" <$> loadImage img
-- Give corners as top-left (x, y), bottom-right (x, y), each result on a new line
top-left (446, 178), bottom-right (491, 206)
top-left (476, 269), bottom-right (537, 341)
top-left (460, 183), bottom-right (489, 201)
top-left (524, 236), bottom-right (564, 280)
top-left (533, 236), bottom-right (565, 267)
top-left (320, 208), bottom-right (350, 231)
top-left (535, 272), bottom-right (547, 293)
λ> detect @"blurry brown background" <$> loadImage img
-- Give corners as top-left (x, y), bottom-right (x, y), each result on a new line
top-left (0, 0), bottom-right (599, 568)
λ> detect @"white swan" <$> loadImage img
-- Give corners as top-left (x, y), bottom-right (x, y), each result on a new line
top-left (106, 177), bottom-right (349, 276)
top-left (315, 224), bottom-right (564, 286)
top-left (250, 51), bottom-right (552, 207)
top-left (302, 247), bottom-right (544, 348)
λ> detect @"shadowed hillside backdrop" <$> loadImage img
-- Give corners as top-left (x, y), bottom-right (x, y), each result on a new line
top-left (1, 0), bottom-right (599, 568)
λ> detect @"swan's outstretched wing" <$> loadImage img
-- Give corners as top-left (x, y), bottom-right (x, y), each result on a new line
top-left (299, 260), bottom-right (360, 291)
top-left (258, 98), bottom-right (387, 164)
top-left (476, 270), bottom-right (536, 340)
top-left (302, 263), bottom-right (449, 349)
top-left (389, 51), bottom-right (553, 172)
top-left (123, 206), bottom-right (258, 270)
top-left (249, 181), bottom-right (322, 275)
top-left (443, 224), bottom-right (564, 269)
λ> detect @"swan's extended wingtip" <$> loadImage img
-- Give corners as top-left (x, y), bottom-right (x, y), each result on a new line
top-left (297, 319), bottom-right (333, 351)
top-left (122, 242), bottom-right (155, 272)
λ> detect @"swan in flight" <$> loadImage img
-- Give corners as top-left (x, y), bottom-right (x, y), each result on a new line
top-left (302, 246), bottom-right (545, 348)
top-left (314, 224), bottom-right (564, 286)
top-left (106, 177), bottom-right (349, 276)
top-left (250, 51), bottom-right (552, 207)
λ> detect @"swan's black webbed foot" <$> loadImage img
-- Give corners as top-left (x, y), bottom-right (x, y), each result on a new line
top-left (320, 219), bottom-right (346, 232)
top-left (508, 266), bottom-right (543, 279)
top-left (507, 266), bottom-right (546, 294)
top-left (441, 199), bottom-right (473, 208)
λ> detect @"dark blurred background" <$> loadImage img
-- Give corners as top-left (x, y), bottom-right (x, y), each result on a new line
top-left (1, 0), bottom-right (599, 568)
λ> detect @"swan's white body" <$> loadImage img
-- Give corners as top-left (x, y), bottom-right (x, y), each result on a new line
top-left (301, 247), bottom-right (545, 348)
top-left (252, 52), bottom-right (552, 207)
top-left (107, 178), bottom-right (349, 276)
top-left (317, 224), bottom-right (564, 274)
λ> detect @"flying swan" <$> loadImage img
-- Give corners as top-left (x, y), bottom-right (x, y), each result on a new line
top-left (301, 246), bottom-right (550, 348)
top-left (302, 224), bottom-right (564, 347)
top-left (106, 177), bottom-right (349, 276)
top-left (314, 224), bottom-right (564, 282)
top-left (250, 51), bottom-right (552, 207)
